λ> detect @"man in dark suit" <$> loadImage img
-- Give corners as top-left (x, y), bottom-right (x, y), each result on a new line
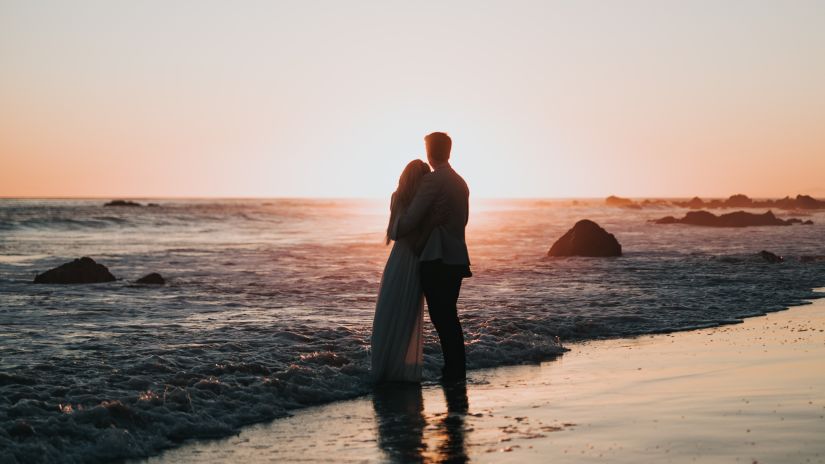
top-left (395, 132), bottom-right (471, 382)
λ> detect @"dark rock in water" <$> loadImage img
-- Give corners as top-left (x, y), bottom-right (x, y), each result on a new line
top-left (136, 273), bottom-right (165, 285)
top-left (147, 203), bottom-right (160, 207)
top-left (548, 220), bottom-right (622, 257)
top-left (653, 215), bottom-right (679, 224)
top-left (683, 211), bottom-right (720, 226)
top-left (104, 200), bottom-right (142, 207)
top-left (803, 220), bottom-right (814, 225)
top-left (33, 257), bottom-right (117, 284)
top-left (8, 420), bottom-right (35, 438)
top-left (759, 250), bottom-right (784, 263)
top-left (717, 211), bottom-right (790, 226)
top-left (653, 210), bottom-right (721, 226)
top-left (652, 210), bottom-right (801, 227)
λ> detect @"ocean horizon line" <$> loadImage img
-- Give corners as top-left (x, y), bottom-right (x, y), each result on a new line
top-left (2, 193), bottom-right (823, 201)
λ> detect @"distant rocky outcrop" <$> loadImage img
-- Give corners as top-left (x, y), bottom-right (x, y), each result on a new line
top-left (605, 196), bottom-right (635, 207)
top-left (602, 194), bottom-right (825, 211)
top-left (758, 250), bottom-right (784, 263)
top-left (639, 199), bottom-right (670, 207)
top-left (651, 210), bottom-right (807, 227)
top-left (684, 197), bottom-right (705, 209)
top-left (104, 200), bottom-right (142, 207)
top-left (604, 195), bottom-right (645, 209)
top-left (672, 194), bottom-right (825, 210)
top-left (785, 194), bottom-right (825, 210)
top-left (33, 257), bottom-right (117, 284)
top-left (136, 273), bottom-right (165, 285)
top-left (548, 220), bottom-right (622, 257)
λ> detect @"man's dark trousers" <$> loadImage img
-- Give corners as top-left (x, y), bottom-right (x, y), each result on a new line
top-left (420, 260), bottom-right (469, 381)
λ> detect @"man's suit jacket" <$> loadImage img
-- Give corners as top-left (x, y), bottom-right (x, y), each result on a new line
top-left (395, 163), bottom-right (471, 268)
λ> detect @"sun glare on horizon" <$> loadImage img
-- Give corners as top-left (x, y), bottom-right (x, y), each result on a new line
top-left (2, 1), bottom-right (824, 199)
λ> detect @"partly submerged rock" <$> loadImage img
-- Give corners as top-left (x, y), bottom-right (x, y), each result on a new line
top-left (605, 195), bottom-right (634, 207)
top-left (136, 273), bottom-right (165, 285)
top-left (104, 200), bottom-right (142, 207)
top-left (652, 215), bottom-right (680, 224)
top-left (548, 220), bottom-right (622, 257)
top-left (33, 257), bottom-right (117, 284)
top-left (758, 250), bottom-right (784, 263)
top-left (652, 210), bottom-right (798, 227)
top-left (8, 420), bottom-right (35, 438)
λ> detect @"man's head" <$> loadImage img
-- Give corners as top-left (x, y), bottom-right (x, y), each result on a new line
top-left (424, 132), bottom-right (452, 168)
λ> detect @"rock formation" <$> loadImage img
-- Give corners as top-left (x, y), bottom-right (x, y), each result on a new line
top-left (605, 196), bottom-right (635, 207)
top-left (672, 194), bottom-right (825, 210)
top-left (136, 273), bottom-right (165, 285)
top-left (33, 257), bottom-right (117, 284)
top-left (651, 210), bottom-right (805, 227)
top-left (548, 220), bottom-right (622, 257)
top-left (104, 200), bottom-right (142, 207)
top-left (758, 250), bottom-right (783, 263)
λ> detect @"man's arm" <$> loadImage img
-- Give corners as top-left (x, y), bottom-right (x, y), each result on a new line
top-left (396, 174), bottom-right (440, 238)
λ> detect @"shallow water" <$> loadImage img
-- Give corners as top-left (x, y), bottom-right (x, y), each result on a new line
top-left (1, 198), bottom-right (824, 462)
top-left (146, 295), bottom-right (825, 464)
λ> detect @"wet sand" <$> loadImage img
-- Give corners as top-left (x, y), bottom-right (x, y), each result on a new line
top-left (146, 292), bottom-right (825, 463)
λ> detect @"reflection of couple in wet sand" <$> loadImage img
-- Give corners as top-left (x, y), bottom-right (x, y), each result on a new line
top-left (373, 382), bottom-right (469, 463)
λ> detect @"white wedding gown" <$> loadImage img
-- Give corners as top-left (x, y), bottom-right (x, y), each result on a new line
top-left (370, 234), bottom-right (425, 383)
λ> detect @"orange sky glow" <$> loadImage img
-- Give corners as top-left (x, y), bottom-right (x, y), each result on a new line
top-left (2, 1), bottom-right (824, 199)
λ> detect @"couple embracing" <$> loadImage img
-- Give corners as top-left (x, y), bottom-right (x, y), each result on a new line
top-left (371, 132), bottom-right (471, 384)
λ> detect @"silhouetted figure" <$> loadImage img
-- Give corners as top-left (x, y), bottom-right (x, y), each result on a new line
top-left (371, 160), bottom-right (432, 383)
top-left (396, 132), bottom-right (472, 382)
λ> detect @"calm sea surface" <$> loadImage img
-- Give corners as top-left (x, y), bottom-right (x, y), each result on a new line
top-left (1, 198), bottom-right (823, 462)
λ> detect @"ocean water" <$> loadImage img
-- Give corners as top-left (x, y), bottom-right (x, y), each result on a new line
top-left (1, 198), bottom-right (823, 463)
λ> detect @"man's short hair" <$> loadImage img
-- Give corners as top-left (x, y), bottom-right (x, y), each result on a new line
top-left (424, 132), bottom-right (452, 163)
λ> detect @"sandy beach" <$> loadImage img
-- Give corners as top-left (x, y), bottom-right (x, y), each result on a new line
top-left (143, 290), bottom-right (825, 463)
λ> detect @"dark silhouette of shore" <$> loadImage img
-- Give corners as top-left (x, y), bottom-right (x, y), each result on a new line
top-left (606, 194), bottom-right (825, 210)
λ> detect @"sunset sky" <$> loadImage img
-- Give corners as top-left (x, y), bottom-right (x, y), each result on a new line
top-left (2, 0), bottom-right (824, 198)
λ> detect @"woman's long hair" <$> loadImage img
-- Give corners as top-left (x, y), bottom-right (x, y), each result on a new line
top-left (386, 159), bottom-right (431, 244)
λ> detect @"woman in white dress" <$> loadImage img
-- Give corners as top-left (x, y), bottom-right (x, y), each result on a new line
top-left (371, 159), bottom-right (432, 383)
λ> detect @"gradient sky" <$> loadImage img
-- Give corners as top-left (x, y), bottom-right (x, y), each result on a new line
top-left (2, 0), bottom-right (824, 198)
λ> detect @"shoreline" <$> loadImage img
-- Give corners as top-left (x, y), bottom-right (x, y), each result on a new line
top-left (144, 290), bottom-right (825, 463)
